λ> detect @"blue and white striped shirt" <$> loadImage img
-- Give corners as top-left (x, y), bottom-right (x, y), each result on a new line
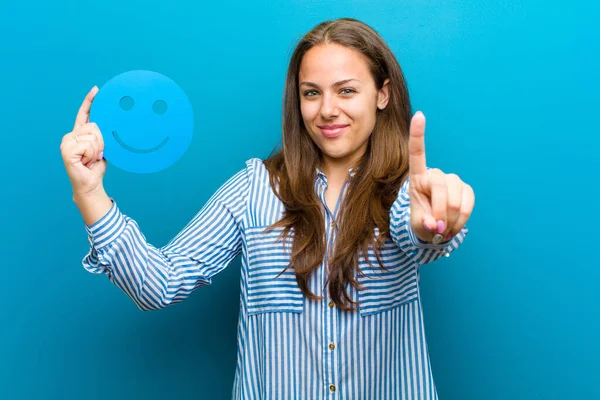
top-left (82, 157), bottom-right (468, 399)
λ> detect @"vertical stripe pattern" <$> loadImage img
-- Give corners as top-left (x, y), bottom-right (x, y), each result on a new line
top-left (82, 157), bottom-right (468, 399)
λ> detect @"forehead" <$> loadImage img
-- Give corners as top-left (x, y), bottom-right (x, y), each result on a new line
top-left (299, 42), bottom-right (372, 83)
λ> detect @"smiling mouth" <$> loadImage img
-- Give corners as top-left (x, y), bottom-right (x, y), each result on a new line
top-left (112, 131), bottom-right (169, 154)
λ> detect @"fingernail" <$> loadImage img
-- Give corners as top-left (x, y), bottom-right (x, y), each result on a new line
top-left (422, 217), bottom-right (432, 231)
top-left (444, 233), bottom-right (453, 241)
top-left (436, 220), bottom-right (445, 234)
top-left (98, 151), bottom-right (104, 160)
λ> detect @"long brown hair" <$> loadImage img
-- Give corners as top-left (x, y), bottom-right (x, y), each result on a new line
top-left (264, 18), bottom-right (413, 311)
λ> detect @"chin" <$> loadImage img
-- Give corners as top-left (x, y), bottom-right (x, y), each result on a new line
top-left (321, 148), bottom-right (351, 160)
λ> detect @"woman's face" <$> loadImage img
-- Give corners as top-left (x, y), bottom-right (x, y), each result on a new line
top-left (298, 42), bottom-right (389, 171)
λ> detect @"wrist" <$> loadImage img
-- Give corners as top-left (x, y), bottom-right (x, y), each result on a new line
top-left (72, 186), bottom-right (107, 205)
top-left (73, 186), bottom-right (113, 227)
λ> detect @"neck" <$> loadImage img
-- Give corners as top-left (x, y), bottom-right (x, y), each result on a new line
top-left (320, 156), bottom-right (358, 186)
top-left (319, 138), bottom-right (369, 184)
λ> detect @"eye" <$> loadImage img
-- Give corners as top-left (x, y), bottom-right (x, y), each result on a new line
top-left (303, 90), bottom-right (319, 97)
top-left (119, 96), bottom-right (135, 111)
top-left (152, 100), bottom-right (168, 115)
top-left (340, 88), bottom-right (356, 95)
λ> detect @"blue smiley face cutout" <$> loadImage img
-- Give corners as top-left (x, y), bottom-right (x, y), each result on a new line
top-left (89, 70), bottom-right (194, 174)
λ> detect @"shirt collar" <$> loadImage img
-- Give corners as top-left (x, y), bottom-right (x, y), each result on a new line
top-left (316, 166), bottom-right (358, 183)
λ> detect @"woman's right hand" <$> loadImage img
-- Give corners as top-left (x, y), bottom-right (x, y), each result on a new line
top-left (60, 86), bottom-right (107, 198)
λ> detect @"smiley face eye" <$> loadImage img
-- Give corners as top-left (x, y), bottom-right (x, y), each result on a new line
top-left (153, 100), bottom-right (168, 115)
top-left (120, 96), bottom-right (135, 111)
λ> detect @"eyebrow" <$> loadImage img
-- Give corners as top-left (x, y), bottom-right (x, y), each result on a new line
top-left (299, 78), bottom-right (360, 88)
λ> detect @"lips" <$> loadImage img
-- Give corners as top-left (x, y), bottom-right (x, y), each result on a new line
top-left (318, 124), bottom-right (349, 138)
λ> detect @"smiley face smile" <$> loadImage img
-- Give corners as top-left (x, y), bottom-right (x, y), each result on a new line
top-left (89, 70), bottom-right (194, 173)
top-left (112, 130), bottom-right (170, 154)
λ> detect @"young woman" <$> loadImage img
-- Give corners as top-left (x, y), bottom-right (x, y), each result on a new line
top-left (61, 18), bottom-right (474, 400)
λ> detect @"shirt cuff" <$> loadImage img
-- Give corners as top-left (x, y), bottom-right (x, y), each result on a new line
top-left (84, 198), bottom-right (127, 250)
top-left (405, 219), bottom-right (453, 250)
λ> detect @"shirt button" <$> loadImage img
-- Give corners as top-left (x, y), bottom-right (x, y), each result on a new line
top-left (330, 221), bottom-right (335, 228)
top-left (329, 343), bottom-right (335, 350)
top-left (329, 385), bottom-right (336, 392)
top-left (328, 301), bottom-right (334, 308)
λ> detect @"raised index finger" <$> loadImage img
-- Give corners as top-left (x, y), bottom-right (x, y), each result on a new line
top-left (408, 111), bottom-right (428, 176)
top-left (73, 86), bottom-right (99, 131)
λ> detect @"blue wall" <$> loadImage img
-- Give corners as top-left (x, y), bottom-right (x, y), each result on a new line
top-left (1, 0), bottom-right (597, 399)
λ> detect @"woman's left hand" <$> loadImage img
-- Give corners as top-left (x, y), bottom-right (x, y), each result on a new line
top-left (407, 111), bottom-right (475, 244)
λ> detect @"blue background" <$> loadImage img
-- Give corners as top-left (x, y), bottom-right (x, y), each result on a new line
top-left (1, 0), bottom-right (598, 399)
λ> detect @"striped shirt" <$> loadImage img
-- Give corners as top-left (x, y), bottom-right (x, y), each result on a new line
top-left (82, 157), bottom-right (468, 400)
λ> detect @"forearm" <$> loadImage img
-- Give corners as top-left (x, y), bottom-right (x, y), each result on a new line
top-left (79, 166), bottom-right (250, 310)
top-left (82, 200), bottom-right (213, 311)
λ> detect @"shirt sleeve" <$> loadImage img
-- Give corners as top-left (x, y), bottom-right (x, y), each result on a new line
top-left (81, 166), bottom-right (250, 311)
top-left (389, 176), bottom-right (469, 265)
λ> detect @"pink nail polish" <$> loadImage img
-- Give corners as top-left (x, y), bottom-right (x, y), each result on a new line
top-left (436, 220), bottom-right (445, 234)
top-left (98, 151), bottom-right (104, 160)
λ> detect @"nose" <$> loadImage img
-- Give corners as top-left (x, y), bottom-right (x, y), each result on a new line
top-left (319, 92), bottom-right (340, 120)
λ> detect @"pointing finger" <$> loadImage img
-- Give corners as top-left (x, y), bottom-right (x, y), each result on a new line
top-left (73, 86), bottom-right (99, 131)
top-left (409, 111), bottom-right (427, 176)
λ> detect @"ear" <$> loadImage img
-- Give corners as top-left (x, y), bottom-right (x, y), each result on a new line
top-left (377, 78), bottom-right (390, 110)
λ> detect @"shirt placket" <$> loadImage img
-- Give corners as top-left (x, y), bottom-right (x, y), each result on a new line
top-left (316, 176), bottom-right (348, 398)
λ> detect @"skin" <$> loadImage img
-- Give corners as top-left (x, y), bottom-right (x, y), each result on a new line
top-left (297, 42), bottom-right (475, 242)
